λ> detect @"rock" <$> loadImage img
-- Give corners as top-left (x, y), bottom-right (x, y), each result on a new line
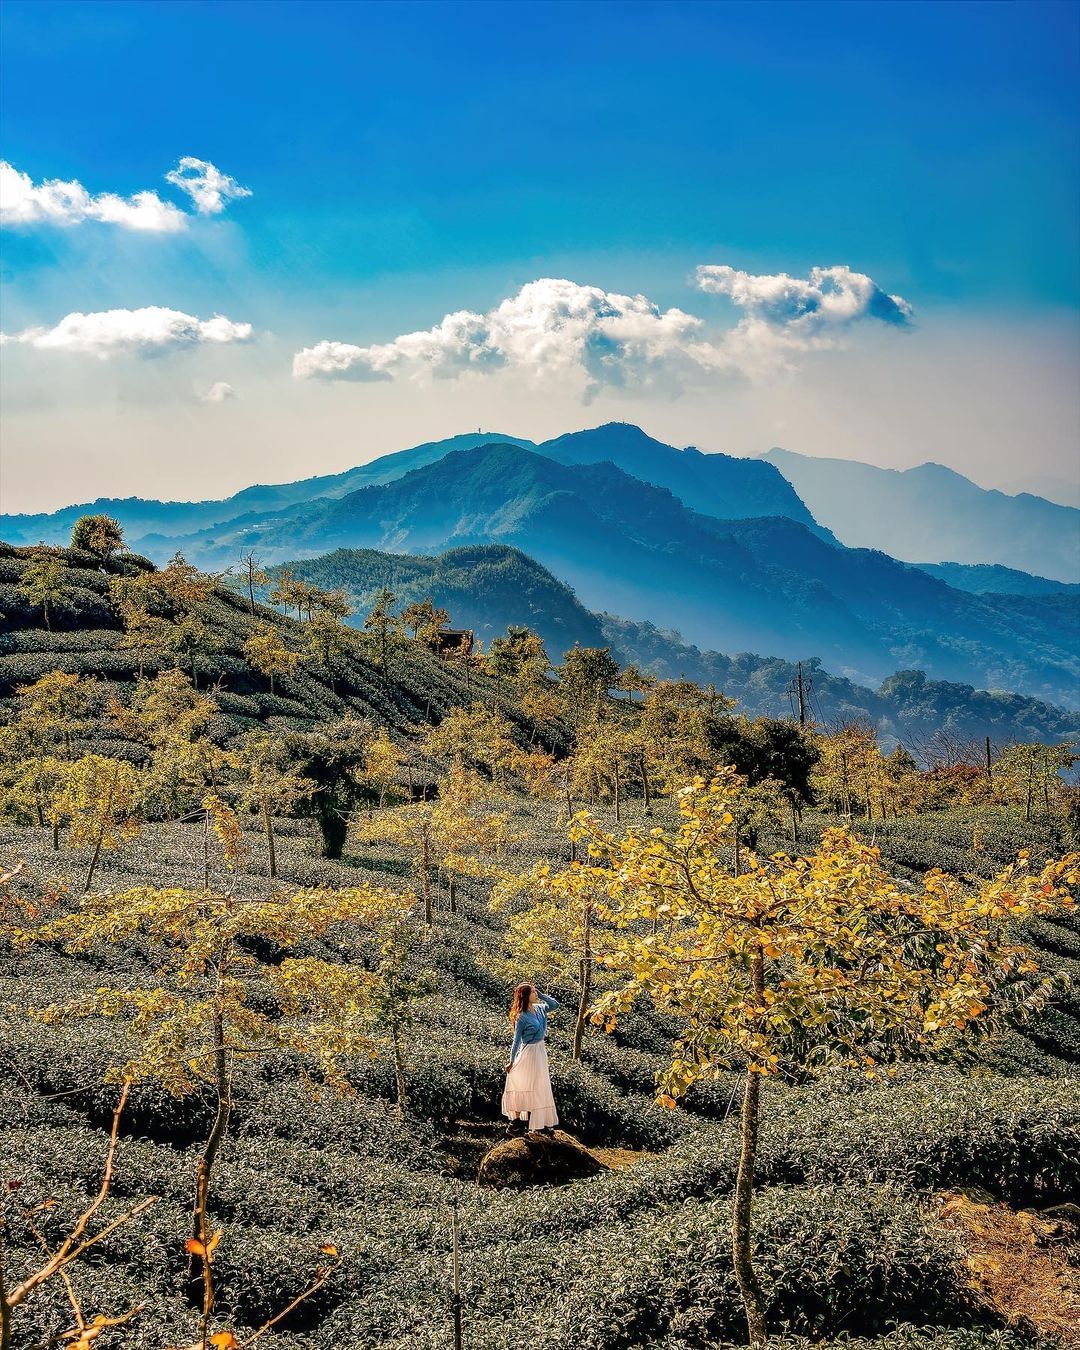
top-left (477, 1129), bottom-right (608, 1189)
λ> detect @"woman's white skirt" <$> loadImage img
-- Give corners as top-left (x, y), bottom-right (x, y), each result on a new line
top-left (501, 1041), bottom-right (559, 1130)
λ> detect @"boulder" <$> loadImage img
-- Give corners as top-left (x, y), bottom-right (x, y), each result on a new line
top-left (477, 1129), bottom-right (608, 1189)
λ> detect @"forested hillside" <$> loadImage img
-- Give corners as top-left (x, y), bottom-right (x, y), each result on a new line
top-left (270, 540), bottom-right (1080, 747)
top-left (915, 562), bottom-right (1080, 597)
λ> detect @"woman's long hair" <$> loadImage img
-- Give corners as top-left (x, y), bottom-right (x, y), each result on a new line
top-left (509, 982), bottom-right (534, 1024)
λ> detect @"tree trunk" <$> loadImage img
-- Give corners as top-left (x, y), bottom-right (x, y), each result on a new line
top-left (316, 798), bottom-right (347, 858)
top-left (83, 769), bottom-right (117, 894)
top-left (203, 810), bottom-right (211, 890)
top-left (262, 799), bottom-right (277, 879)
top-left (640, 751), bottom-right (651, 816)
top-left (52, 821), bottom-right (60, 851)
top-left (192, 964), bottom-right (232, 1346)
top-left (613, 760), bottom-right (621, 822)
top-left (421, 832), bottom-right (432, 926)
top-left (391, 1018), bottom-right (407, 1116)
top-left (732, 948), bottom-right (767, 1347)
top-left (572, 898), bottom-right (593, 1062)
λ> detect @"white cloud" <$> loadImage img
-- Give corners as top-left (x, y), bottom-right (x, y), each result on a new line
top-left (5, 307), bottom-right (253, 358)
top-left (165, 157), bottom-right (252, 216)
top-left (0, 157), bottom-right (251, 231)
top-left (293, 268), bottom-right (913, 397)
top-left (696, 263), bottom-right (913, 331)
top-left (200, 381), bottom-right (236, 403)
top-left (0, 161), bottom-right (187, 232)
top-left (293, 278), bottom-right (707, 399)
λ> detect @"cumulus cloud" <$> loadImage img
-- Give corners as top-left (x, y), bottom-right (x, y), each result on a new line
top-left (696, 263), bottom-right (913, 330)
top-left (165, 157), bottom-right (252, 216)
top-left (199, 381), bottom-right (236, 403)
top-left (293, 268), bottom-right (913, 397)
top-left (293, 278), bottom-right (707, 399)
top-left (0, 157), bottom-right (251, 231)
top-left (4, 307), bottom-right (253, 358)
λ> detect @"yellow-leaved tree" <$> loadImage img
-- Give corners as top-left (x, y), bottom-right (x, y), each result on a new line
top-left (574, 767), bottom-right (1078, 1346)
top-left (491, 857), bottom-right (614, 1060)
top-left (235, 731), bottom-right (316, 878)
top-left (30, 880), bottom-right (415, 1347)
top-left (243, 624), bottom-right (299, 694)
top-left (53, 754), bottom-right (144, 892)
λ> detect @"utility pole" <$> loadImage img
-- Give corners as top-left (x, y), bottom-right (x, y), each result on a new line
top-left (795, 662), bottom-right (807, 727)
top-left (985, 736), bottom-right (993, 788)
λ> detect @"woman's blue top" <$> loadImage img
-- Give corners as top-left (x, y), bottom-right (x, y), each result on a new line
top-left (509, 993), bottom-right (561, 1065)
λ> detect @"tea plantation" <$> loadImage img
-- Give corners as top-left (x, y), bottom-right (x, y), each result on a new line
top-left (1, 543), bottom-right (1078, 1349)
top-left (2, 797), bottom-right (1078, 1349)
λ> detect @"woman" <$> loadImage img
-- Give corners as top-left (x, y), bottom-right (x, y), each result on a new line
top-left (501, 982), bottom-right (560, 1136)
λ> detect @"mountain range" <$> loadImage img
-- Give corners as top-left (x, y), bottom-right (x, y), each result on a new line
top-left (764, 447), bottom-right (1080, 584)
top-left (3, 422), bottom-right (1077, 711)
top-left (276, 542), bottom-right (1080, 747)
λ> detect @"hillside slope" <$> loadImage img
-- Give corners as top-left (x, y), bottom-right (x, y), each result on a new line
top-left (162, 443), bottom-right (1080, 707)
top-left (278, 544), bottom-right (608, 656)
top-left (915, 561), bottom-right (1080, 596)
top-left (536, 422), bottom-right (829, 536)
top-left (274, 541), bottom-right (1080, 746)
top-left (765, 447), bottom-right (1080, 583)
top-left (0, 543), bottom-right (568, 756)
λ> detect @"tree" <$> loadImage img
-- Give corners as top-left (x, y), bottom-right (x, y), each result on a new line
top-left (234, 551), bottom-right (270, 615)
top-left (70, 513), bottom-right (125, 559)
top-left (18, 549), bottom-right (69, 631)
top-left (492, 858), bottom-right (613, 1061)
top-left (243, 624), bottom-right (300, 694)
top-left (362, 587), bottom-right (402, 673)
top-left (577, 768), bottom-right (1078, 1346)
top-left (268, 568), bottom-right (301, 619)
top-left (364, 728), bottom-right (404, 810)
top-left (30, 880), bottom-right (413, 1346)
top-left (13, 671), bottom-right (98, 760)
top-left (615, 662), bottom-right (655, 705)
top-left (282, 717), bottom-right (377, 858)
top-left (367, 914), bottom-right (437, 1114)
top-left (53, 754), bottom-right (143, 891)
top-left (995, 741), bottom-right (1079, 822)
top-left (400, 597), bottom-right (451, 647)
top-left (422, 704), bottom-right (524, 784)
top-left (108, 670), bottom-right (229, 818)
top-left (303, 610), bottom-right (354, 692)
top-left (236, 732), bottom-right (316, 878)
top-left (558, 646), bottom-right (620, 722)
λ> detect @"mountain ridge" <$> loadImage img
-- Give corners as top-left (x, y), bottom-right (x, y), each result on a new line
top-left (764, 446), bottom-right (1080, 583)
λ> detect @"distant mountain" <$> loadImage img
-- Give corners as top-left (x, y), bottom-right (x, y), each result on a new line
top-left (1, 422), bottom-right (827, 556)
top-left (997, 473), bottom-right (1080, 511)
top-left (915, 561), bottom-right (1080, 597)
top-left (763, 447), bottom-right (1080, 584)
top-left (537, 422), bottom-right (830, 538)
top-left (163, 442), bottom-right (1079, 707)
top-left (275, 539), bottom-right (1080, 746)
top-left (276, 544), bottom-right (608, 656)
top-left (0, 432), bottom-right (536, 548)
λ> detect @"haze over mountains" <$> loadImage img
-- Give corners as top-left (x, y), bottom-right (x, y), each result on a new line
top-left (2, 422), bottom-right (1077, 711)
top-left (764, 447), bottom-right (1080, 584)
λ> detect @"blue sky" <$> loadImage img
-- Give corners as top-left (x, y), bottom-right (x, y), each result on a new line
top-left (1, 0), bottom-right (1078, 511)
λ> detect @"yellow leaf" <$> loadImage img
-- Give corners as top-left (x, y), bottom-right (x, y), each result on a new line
top-left (210, 1334), bottom-right (239, 1350)
top-left (320, 1242), bottom-right (339, 1256)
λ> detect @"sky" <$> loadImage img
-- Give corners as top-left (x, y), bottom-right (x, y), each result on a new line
top-left (1, 0), bottom-right (1078, 514)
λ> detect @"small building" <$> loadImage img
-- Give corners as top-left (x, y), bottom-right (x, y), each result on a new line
top-left (435, 628), bottom-right (474, 657)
